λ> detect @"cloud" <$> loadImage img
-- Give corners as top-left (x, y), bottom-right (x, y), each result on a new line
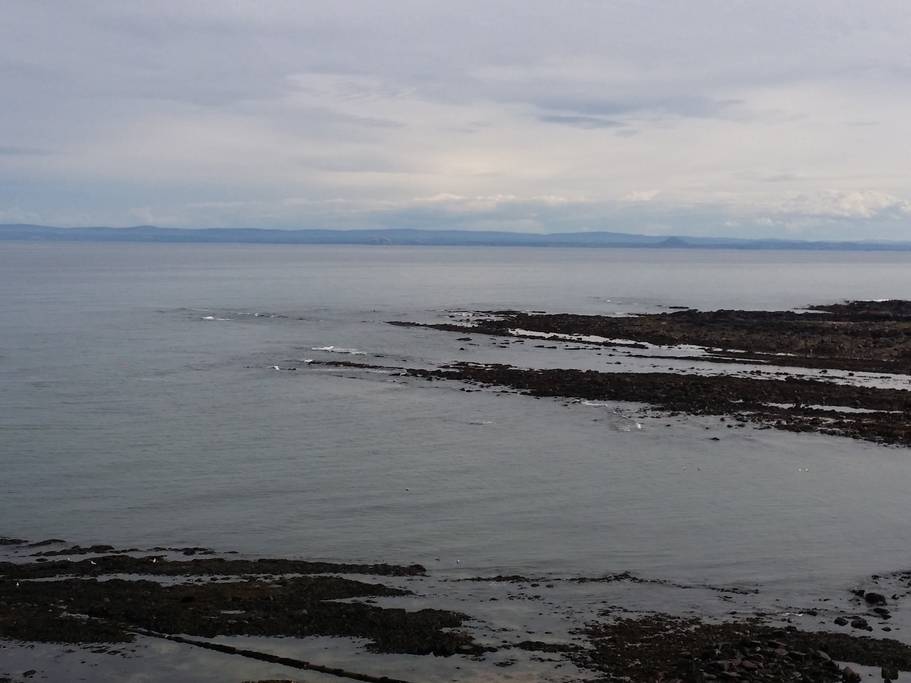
top-left (760, 173), bottom-right (802, 183)
top-left (537, 114), bottom-right (624, 129)
top-left (775, 190), bottom-right (911, 219)
top-left (623, 190), bottom-right (661, 202)
top-left (530, 95), bottom-right (744, 123)
top-left (1, 2), bottom-right (911, 239)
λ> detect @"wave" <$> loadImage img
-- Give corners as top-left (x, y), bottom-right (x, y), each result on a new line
top-left (311, 345), bottom-right (366, 355)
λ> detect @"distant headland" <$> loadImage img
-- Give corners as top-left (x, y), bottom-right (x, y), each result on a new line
top-left (2, 223), bottom-right (911, 251)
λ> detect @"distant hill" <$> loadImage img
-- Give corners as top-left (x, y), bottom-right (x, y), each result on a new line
top-left (2, 223), bottom-right (911, 251)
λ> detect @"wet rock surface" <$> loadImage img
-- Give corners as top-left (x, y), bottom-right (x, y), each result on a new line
top-left (460, 571), bottom-right (757, 595)
top-left (0, 554), bottom-right (426, 580)
top-left (5, 537), bottom-right (911, 681)
top-left (0, 540), bottom-right (27, 548)
top-left (394, 299), bottom-right (911, 374)
top-left (575, 614), bottom-right (911, 682)
top-left (377, 301), bottom-right (911, 445)
top-left (406, 362), bottom-right (911, 445)
top-left (0, 546), bottom-right (476, 657)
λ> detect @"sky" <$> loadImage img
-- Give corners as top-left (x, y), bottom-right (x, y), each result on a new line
top-left (1, 1), bottom-right (910, 239)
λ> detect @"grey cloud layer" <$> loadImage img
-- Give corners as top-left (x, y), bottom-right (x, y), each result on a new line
top-left (1, 1), bottom-right (910, 237)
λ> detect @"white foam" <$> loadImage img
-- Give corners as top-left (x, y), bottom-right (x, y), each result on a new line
top-left (765, 402), bottom-right (900, 415)
top-left (509, 328), bottom-right (645, 347)
top-left (508, 327), bottom-right (711, 356)
top-left (311, 346), bottom-right (366, 355)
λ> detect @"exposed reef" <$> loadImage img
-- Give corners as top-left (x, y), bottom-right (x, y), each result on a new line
top-left (390, 299), bottom-right (911, 374)
top-left (5, 538), bottom-right (911, 681)
top-left (309, 358), bottom-right (911, 446)
top-left (0, 549), bottom-right (477, 657)
top-left (575, 614), bottom-right (911, 682)
top-left (378, 300), bottom-right (911, 446)
top-left (1, 553), bottom-right (426, 579)
top-left (408, 362), bottom-right (911, 445)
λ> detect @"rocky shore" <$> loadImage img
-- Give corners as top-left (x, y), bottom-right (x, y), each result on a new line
top-left (308, 357), bottom-right (911, 445)
top-left (0, 542), bottom-right (475, 659)
top-left (6, 303), bottom-right (911, 681)
top-left (4, 536), bottom-right (911, 682)
top-left (391, 299), bottom-right (911, 375)
top-left (575, 614), bottom-right (911, 682)
top-left (375, 299), bottom-right (911, 446)
top-left (407, 362), bottom-right (911, 445)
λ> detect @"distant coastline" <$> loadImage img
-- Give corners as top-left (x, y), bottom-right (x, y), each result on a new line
top-left (3, 223), bottom-right (911, 251)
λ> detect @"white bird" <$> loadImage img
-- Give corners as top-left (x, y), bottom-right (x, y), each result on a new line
top-left (271, 365), bottom-right (280, 371)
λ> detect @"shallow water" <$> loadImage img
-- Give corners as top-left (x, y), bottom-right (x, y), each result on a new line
top-left (3, 242), bottom-right (911, 593)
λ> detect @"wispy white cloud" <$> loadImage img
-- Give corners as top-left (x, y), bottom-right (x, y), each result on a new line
top-left (774, 190), bottom-right (911, 219)
top-left (623, 190), bottom-right (661, 203)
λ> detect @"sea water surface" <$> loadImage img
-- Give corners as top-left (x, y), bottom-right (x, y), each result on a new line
top-left (2, 242), bottom-right (911, 592)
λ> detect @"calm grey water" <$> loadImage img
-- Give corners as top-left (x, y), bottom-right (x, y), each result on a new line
top-left (3, 242), bottom-right (911, 590)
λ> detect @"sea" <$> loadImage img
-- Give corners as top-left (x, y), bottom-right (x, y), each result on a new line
top-left (3, 242), bottom-right (911, 595)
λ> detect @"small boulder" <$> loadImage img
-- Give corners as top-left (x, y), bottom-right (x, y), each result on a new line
top-left (841, 666), bottom-right (861, 683)
top-left (864, 592), bottom-right (887, 606)
top-left (882, 664), bottom-right (899, 682)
